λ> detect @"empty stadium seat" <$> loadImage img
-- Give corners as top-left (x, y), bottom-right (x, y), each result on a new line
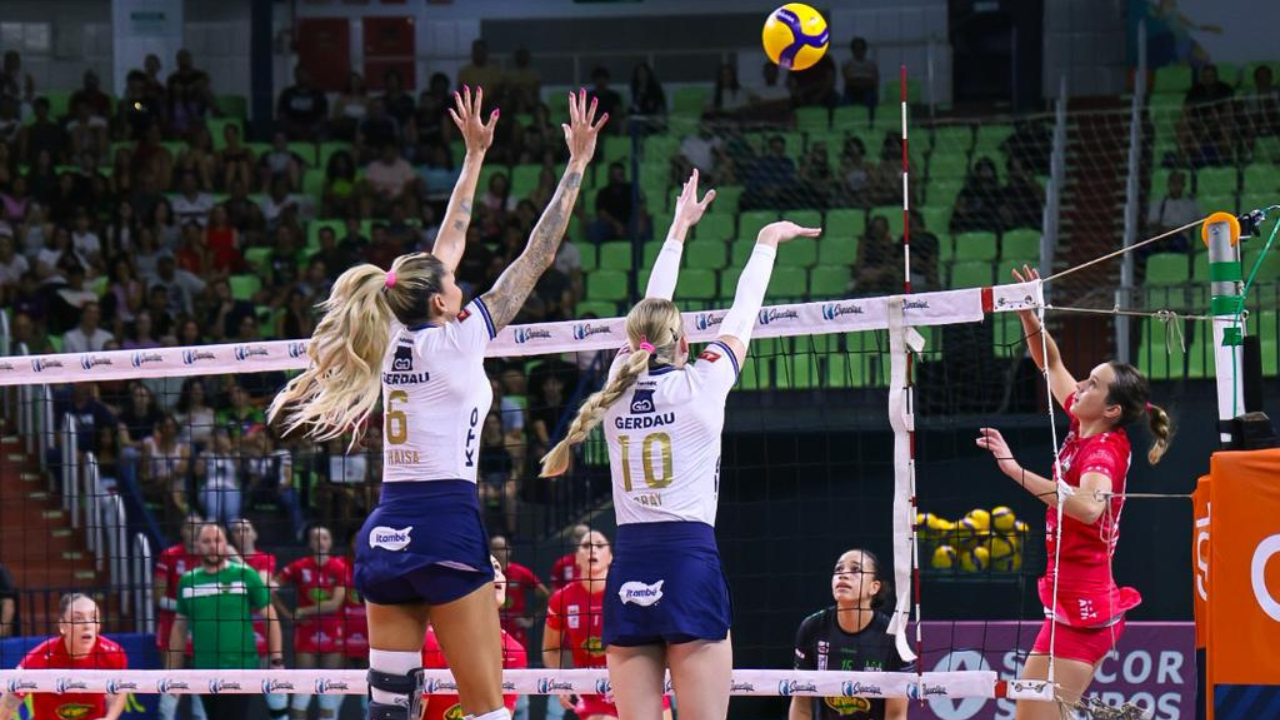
top-left (230, 274), bottom-right (261, 301)
top-left (825, 208), bottom-right (863, 241)
top-left (587, 270), bottom-right (629, 302)
top-left (777, 238), bottom-right (818, 268)
top-left (953, 232), bottom-right (998, 261)
top-left (1196, 166), bottom-right (1238, 197)
top-left (598, 242), bottom-right (633, 271)
top-left (766, 267), bottom-right (808, 300)
top-left (687, 241), bottom-right (727, 270)
top-left (671, 87), bottom-right (711, 116)
top-left (817, 236), bottom-right (858, 266)
top-left (695, 214), bottom-right (735, 242)
top-left (1001, 229), bottom-right (1040, 261)
top-left (1154, 65), bottom-right (1194, 95)
top-left (949, 261), bottom-right (993, 289)
top-left (1137, 316), bottom-right (1187, 380)
top-left (1145, 253), bottom-right (1190, 285)
top-left (739, 210), bottom-right (779, 240)
top-left (676, 269), bottom-right (718, 300)
top-left (796, 106), bottom-right (830, 132)
top-left (809, 266), bottom-right (850, 298)
top-left (576, 301), bottom-right (617, 319)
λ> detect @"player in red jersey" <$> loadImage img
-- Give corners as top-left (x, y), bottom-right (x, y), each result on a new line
top-left (549, 524), bottom-right (590, 591)
top-left (489, 534), bottom-right (548, 651)
top-left (420, 554), bottom-right (527, 720)
top-left (0, 594), bottom-right (128, 720)
top-left (277, 524), bottom-right (349, 720)
top-left (977, 266), bottom-right (1174, 719)
top-left (154, 512), bottom-right (207, 720)
top-left (543, 530), bottom-right (672, 720)
top-left (230, 519), bottom-right (288, 719)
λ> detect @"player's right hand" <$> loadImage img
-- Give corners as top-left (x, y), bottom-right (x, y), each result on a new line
top-left (757, 221), bottom-right (821, 248)
top-left (563, 88), bottom-right (608, 164)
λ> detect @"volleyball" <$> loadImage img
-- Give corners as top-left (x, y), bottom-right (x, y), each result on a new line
top-left (955, 516), bottom-right (984, 549)
top-left (988, 535), bottom-right (1018, 571)
top-left (960, 547), bottom-right (991, 572)
top-left (991, 506), bottom-right (1016, 533)
top-left (931, 545), bottom-right (959, 570)
top-left (966, 508), bottom-right (992, 532)
top-left (762, 4), bottom-right (830, 72)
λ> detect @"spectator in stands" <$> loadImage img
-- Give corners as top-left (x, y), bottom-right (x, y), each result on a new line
top-left (177, 124), bottom-right (217, 190)
top-left (490, 534), bottom-right (550, 651)
top-left (790, 52), bottom-right (839, 108)
top-left (241, 427), bottom-right (306, 537)
top-left (458, 39), bottom-right (503, 98)
top-left (119, 70), bottom-right (165, 141)
top-left (152, 254), bottom-right (206, 317)
top-left (118, 381), bottom-right (164, 455)
top-left (589, 161), bottom-right (642, 242)
top-left (0, 96), bottom-right (20, 146)
top-left (196, 427), bottom-right (244, 525)
top-left (149, 196), bottom-right (180, 248)
top-left (1181, 64), bottom-right (1235, 165)
top-left (49, 262), bottom-right (101, 332)
top-left (0, 561), bottom-right (13, 637)
top-left (0, 231), bottom-right (29, 305)
top-left (1241, 65), bottom-right (1279, 140)
top-left (122, 309), bottom-right (160, 350)
top-left (132, 125), bottom-right (176, 190)
top-left (530, 368), bottom-right (575, 463)
top-left (852, 215), bottom-right (900, 295)
top-left (364, 143), bottom-right (418, 215)
top-left (356, 96), bottom-right (400, 163)
top-left (750, 61), bottom-right (793, 112)
top-left (205, 204), bottom-right (244, 272)
top-left (277, 65), bottom-right (329, 141)
top-left (548, 524), bottom-right (591, 590)
top-left (836, 137), bottom-right (874, 207)
top-left (1000, 156), bottom-right (1045, 231)
top-left (62, 300), bottom-right (114, 353)
top-left (382, 68), bottom-right (417, 130)
top-left (0, 50), bottom-right (34, 110)
top-left (0, 594), bottom-right (129, 720)
top-left (743, 134), bottom-right (798, 210)
top-left (277, 524), bottom-right (349, 720)
top-left (224, 178), bottom-right (264, 233)
top-left (589, 67), bottom-right (626, 134)
top-left (798, 140), bottom-right (835, 208)
top-left (63, 382), bottom-right (116, 455)
top-left (630, 61), bottom-right (668, 120)
top-left (479, 411), bottom-right (520, 535)
top-left (168, 523), bottom-right (268, 719)
top-left (176, 378), bottom-right (217, 449)
top-left (319, 150), bottom-right (358, 217)
top-left (71, 209), bottom-right (102, 262)
top-left (674, 118), bottom-right (727, 185)
top-left (331, 71), bottom-right (369, 141)
top-left (67, 99), bottom-right (109, 162)
top-left (260, 174), bottom-right (301, 232)
top-left (710, 63), bottom-right (750, 115)
top-left (259, 130), bottom-right (305, 192)
top-left (70, 69), bottom-right (112, 120)
top-left (102, 256), bottom-right (144, 330)
top-left (1145, 169), bottom-right (1199, 253)
top-left (950, 157), bottom-right (1004, 233)
top-left (105, 198), bottom-right (138, 257)
top-left (842, 37), bottom-right (879, 112)
top-left (166, 49), bottom-right (216, 137)
top-left (131, 227), bottom-right (167, 286)
top-left (144, 284), bottom-right (177, 340)
top-left (141, 413), bottom-right (193, 512)
top-left (19, 97), bottom-right (69, 164)
top-left (218, 383), bottom-right (266, 435)
top-left (265, 224), bottom-right (304, 298)
top-left (505, 47), bottom-right (542, 113)
top-left (906, 209), bottom-right (941, 291)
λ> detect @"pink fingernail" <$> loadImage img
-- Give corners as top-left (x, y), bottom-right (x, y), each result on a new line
top-left (493, 109), bottom-right (500, 118)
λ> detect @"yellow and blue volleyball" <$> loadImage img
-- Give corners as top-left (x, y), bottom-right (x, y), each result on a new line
top-left (762, 4), bottom-right (830, 72)
top-left (931, 544), bottom-right (959, 570)
top-left (966, 508), bottom-right (992, 533)
top-left (960, 546), bottom-right (990, 572)
top-left (991, 506), bottom-right (1016, 533)
top-left (988, 535), bottom-right (1018, 571)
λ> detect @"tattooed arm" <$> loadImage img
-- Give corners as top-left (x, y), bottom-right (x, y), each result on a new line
top-left (433, 86), bottom-right (498, 273)
top-left (482, 89), bottom-right (609, 330)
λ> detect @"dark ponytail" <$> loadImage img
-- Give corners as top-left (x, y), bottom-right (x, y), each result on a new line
top-left (1106, 361), bottom-right (1175, 465)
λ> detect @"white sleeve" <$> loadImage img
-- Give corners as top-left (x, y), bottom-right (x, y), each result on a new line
top-left (719, 244), bottom-right (776, 345)
top-left (441, 297), bottom-right (498, 355)
top-left (645, 240), bottom-right (684, 300)
top-left (691, 340), bottom-right (739, 398)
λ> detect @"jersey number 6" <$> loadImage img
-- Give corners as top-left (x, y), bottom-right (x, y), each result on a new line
top-left (619, 432), bottom-right (673, 491)
top-left (386, 390), bottom-right (409, 445)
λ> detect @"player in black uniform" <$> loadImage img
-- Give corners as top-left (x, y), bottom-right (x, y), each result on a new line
top-left (790, 549), bottom-right (909, 720)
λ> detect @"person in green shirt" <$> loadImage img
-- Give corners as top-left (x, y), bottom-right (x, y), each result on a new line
top-left (167, 522), bottom-right (270, 717)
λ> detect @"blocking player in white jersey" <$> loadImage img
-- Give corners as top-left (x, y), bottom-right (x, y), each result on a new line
top-left (542, 170), bottom-right (821, 720)
top-left (269, 88), bottom-right (607, 720)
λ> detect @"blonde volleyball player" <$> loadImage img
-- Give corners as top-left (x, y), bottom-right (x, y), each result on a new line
top-left (542, 171), bottom-right (820, 720)
top-left (976, 266), bottom-right (1174, 719)
top-left (269, 88), bottom-right (606, 720)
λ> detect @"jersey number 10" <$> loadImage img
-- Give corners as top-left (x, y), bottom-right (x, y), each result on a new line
top-left (619, 432), bottom-right (673, 491)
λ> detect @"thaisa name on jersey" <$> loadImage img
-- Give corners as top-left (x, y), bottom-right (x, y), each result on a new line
top-left (382, 371), bottom-right (431, 385)
top-left (615, 413), bottom-right (675, 430)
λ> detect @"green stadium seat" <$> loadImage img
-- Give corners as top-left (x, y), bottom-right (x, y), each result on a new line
top-left (1001, 229), bottom-right (1040, 261)
top-left (739, 210), bottom-right (778, 240)
top-left (933, 125), bottom-right (974, 153)
top-left (587, 270), bottom-right (629, 302)
top-left (1199, 193), bottom-right (1236, 216)
top-left (788, 209), bottom-right (823, 229)
top-left (244, 247), bottom-right (273, 275)
top-left (935, 234), bottom-right (955, 263)
top-left (1137, 317), bottom-right (1187, 380)
top-left (809, 266), bottom-right (850, 298)
top-left (1196, 167), bottom-right (1238, 197)
top-left (1257, 311), bottom-right (1278, 378)
top-left (974, 124), bottom-right (1014, 157)
top-left (832, 105), bottom-right (873, 131)
top-left (672, 87), bottom-right (711, 116)
top-left (953, 232), bottom-right (998, 261)
top-left (47, 335), bottom-right (63, 353)
top-left (576, 301), bottom-right (617, 319)
top-left (1145, 253), bottom-right (1190, 285)
top-left (929, 151), bottom-right (969, 179)
top-left (1246, 248), bottom-right (1280, 282)
top-left (796, 106), bottom-right (830, 132)
top-left (642, 242), bottom-right (663, 268)
top-left (1154, 65), bottom-right (1194, 95)
top-left (777, 238), bottom-right (818, 268)
top-left (638, 161), bottom-right (668, 188)
top-left (208, 118), bottom-right (244, 151)
top-left (739, 355), bottom-right (772, 390)
top-left (637, 269), bottom-right (651, 292)
top-left (602, 135), bottom-right (634, 164)
top-left (511, 164), bottom-right (542, 199)
top-left (825, 208), bottom-right (863, 241)
top-left (229, 274), bottom-right (261, 301)
top-left (218, 95), bottom-right (249, 119)
top-left (817, 236), bottom-right (858, 266)
top-left (996, 259), bottom-right (1029, 285)
top-left (949, 261), bottom-right (993, 289)
top-left (920, 206), bottom-right (951, 234)
top-left (712, 185), bottom-right (744, 215)
top-left (696, 214), bottom-right (735, 242)
top-left (687, 241), bottom-right (727, 270)
top-left (729, 241), bottom-right (756, 267)
top-left (545, 91), bottom-right (571, 120)
top-left (869, 206), bottom-right (904, 239)
top-left (1242, 163), bottom-right (1275, 194)
top-left (288, 142), bottom-right (318, 166)
top-left (45, 91), bottom-right (71, 119)
top-left (598, 242), bottom-right (633, 271)
top-left (883, 78), bottom-right (922, 104)
top-left (1191, 253), bottom-right (1211, 283)
top-left (776, 352), bottom-right (820, 390)
top-left (676, 269), bottom-right (718, 300)
top-left (927, 178), bottom-right (965, 206)
top-left (1257, 136), bottom-right (1280, 165)
top-left (302, 168), bottom-right (326, 199)
top-left (992, 313), bottom-right (1025, 359)
top-left (766, 266), bottom-right (808, 300)
top-left (720, 266), bottom-right (742, 297)
top-left (644, 135), bottom-right (680, 163)
top-left (577, 244), bottom-right (598, 272)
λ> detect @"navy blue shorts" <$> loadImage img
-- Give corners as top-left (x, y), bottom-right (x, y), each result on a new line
top-left (355, 480), bottom-right (494, 606)
top-left (603, 521), bottom-right (732, 647)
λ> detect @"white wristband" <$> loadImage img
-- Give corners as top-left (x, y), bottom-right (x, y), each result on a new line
top-left (719, 244), bottom-right (777, 344)
top-left (645, 239), bottom-right (684, 300)
top-left (159, 596), bottom-right (178, 612)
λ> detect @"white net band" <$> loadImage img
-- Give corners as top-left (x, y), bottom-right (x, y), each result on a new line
top-left (0, 281), bottom-right (1042, 386)
top-left (0, 669), bottom-right (1053, 701)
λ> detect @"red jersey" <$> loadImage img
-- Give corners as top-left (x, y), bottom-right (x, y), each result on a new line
top-left (242, 551), bottom-right (277, 656)
top-left (154, 543), bottom-right (199, 650)
top-left (1041, 395), bottom-right (1142, 627)
top-left (421, 626), bottom-right (526, 720)
top-left (279, 555), bottom-right (347, 614)
top-left (546, 582), bottom-right (607, 668)
top-left (498, 562), bottom-right (543, 648)
top-left (340, 560), bottom-right (369, 658)
top-left (16, 636), bottom-right (128, 719)
top-left (550, 553), bottom-right (578, 590)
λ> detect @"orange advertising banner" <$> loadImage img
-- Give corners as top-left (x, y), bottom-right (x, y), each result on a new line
top-left (1208, 449), bottom-right (1280, 686)
top-left (1193, 476), bottom-right (1210, 650)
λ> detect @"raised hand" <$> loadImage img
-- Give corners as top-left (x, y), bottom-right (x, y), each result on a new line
top-left (562, 88), bottom-right (609, 164)
top-left (671, 169), bottom-right (717, 235)
top-left (757, 220), bottom-right (822, 248)
top-left (976, 427), bottom-right (1022, 479)
top-left (448, 85), bottom-right (499, 155)
top-left (1011, 263), bottom-right (1040, 320)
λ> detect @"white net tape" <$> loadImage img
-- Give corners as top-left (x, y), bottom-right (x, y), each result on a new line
top-left (0, 669), bottom-right (1053, 701)
top-left (0, 281), bottom-right (1042, 386)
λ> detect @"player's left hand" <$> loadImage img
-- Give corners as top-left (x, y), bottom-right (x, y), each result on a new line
top-left (449, 85), bottom-right (498, 155)
top-left (977, 427), bottom-right (1022, 479)
top-left (563, 88), bottom-right (609, 164)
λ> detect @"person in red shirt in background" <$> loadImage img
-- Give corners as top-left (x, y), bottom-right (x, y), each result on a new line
top-left (543, 531), bottom-right (671, 720)
top-left (154, 512), bottom-right (207, 720)
top-left (0, 594), bottom-right (129, 720)
top-left (421, 554), bottom-right (527, 720)
top-left (230, 518), bottom-right (287, 719)
top-left (489, 534), bottom-right (548, 650)
top-left (549, 523), bottom-right (590, 591)
top-left (277, 524), bottom-right (349, 720)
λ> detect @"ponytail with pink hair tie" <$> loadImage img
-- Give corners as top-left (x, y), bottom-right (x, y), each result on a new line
top-left (1145, 402), bottom-right (1155, 413)
top-left (384, 271), bottom-right (397, 289)
top-left (638, 335), bottom-right (656, 353)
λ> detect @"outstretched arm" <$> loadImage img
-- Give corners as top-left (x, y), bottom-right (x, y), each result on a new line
top-left (1011, 265), bottom-right (1076, 408)
top-left (646, 169), bottom-right (717, 300)
top-left (716, 221), bottom-right (821, 367)
top-left (482, 90), bottom-right (608, 330)
top-left (433, 86), bottom-right (499, 272)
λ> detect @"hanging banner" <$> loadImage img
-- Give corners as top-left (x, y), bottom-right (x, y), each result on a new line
top-left (111, 0), bottom-right (183, 96)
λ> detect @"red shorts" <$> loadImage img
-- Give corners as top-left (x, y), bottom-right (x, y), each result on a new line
top-left (1032, 616), bottom-right (1126, 665)
top-left (342, 610), bottom-right (369, 658)
top-left (294, 617), bottom-right (344, 654)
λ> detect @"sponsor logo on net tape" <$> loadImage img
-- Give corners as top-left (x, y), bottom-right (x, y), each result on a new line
top-left (262, 679), bottom-right (296, 694)
top-left (106, 679), bottom-right (139, 695)
top-left (537, 678), bottom-right (574, 694)
top-left (778, 680), bottom-right (818, 697)
top-left (315, 679), bottom-right (350, 694)
top-left (841, 681), bottom-right (885, 698)
top-left (573, 323), bottom-right (613, 341)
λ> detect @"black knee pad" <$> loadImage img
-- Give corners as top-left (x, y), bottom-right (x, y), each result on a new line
top-left (367, 668), bottom-right (423, 720)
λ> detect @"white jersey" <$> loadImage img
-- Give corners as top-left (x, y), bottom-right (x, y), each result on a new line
top-left (603, 340), bottom-right (739, 526)
top-left (380, 298), bottom-right (497, 483)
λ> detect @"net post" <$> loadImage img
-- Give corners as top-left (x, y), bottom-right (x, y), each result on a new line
top-left (1204, 217), bottom-right (1244, 445)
